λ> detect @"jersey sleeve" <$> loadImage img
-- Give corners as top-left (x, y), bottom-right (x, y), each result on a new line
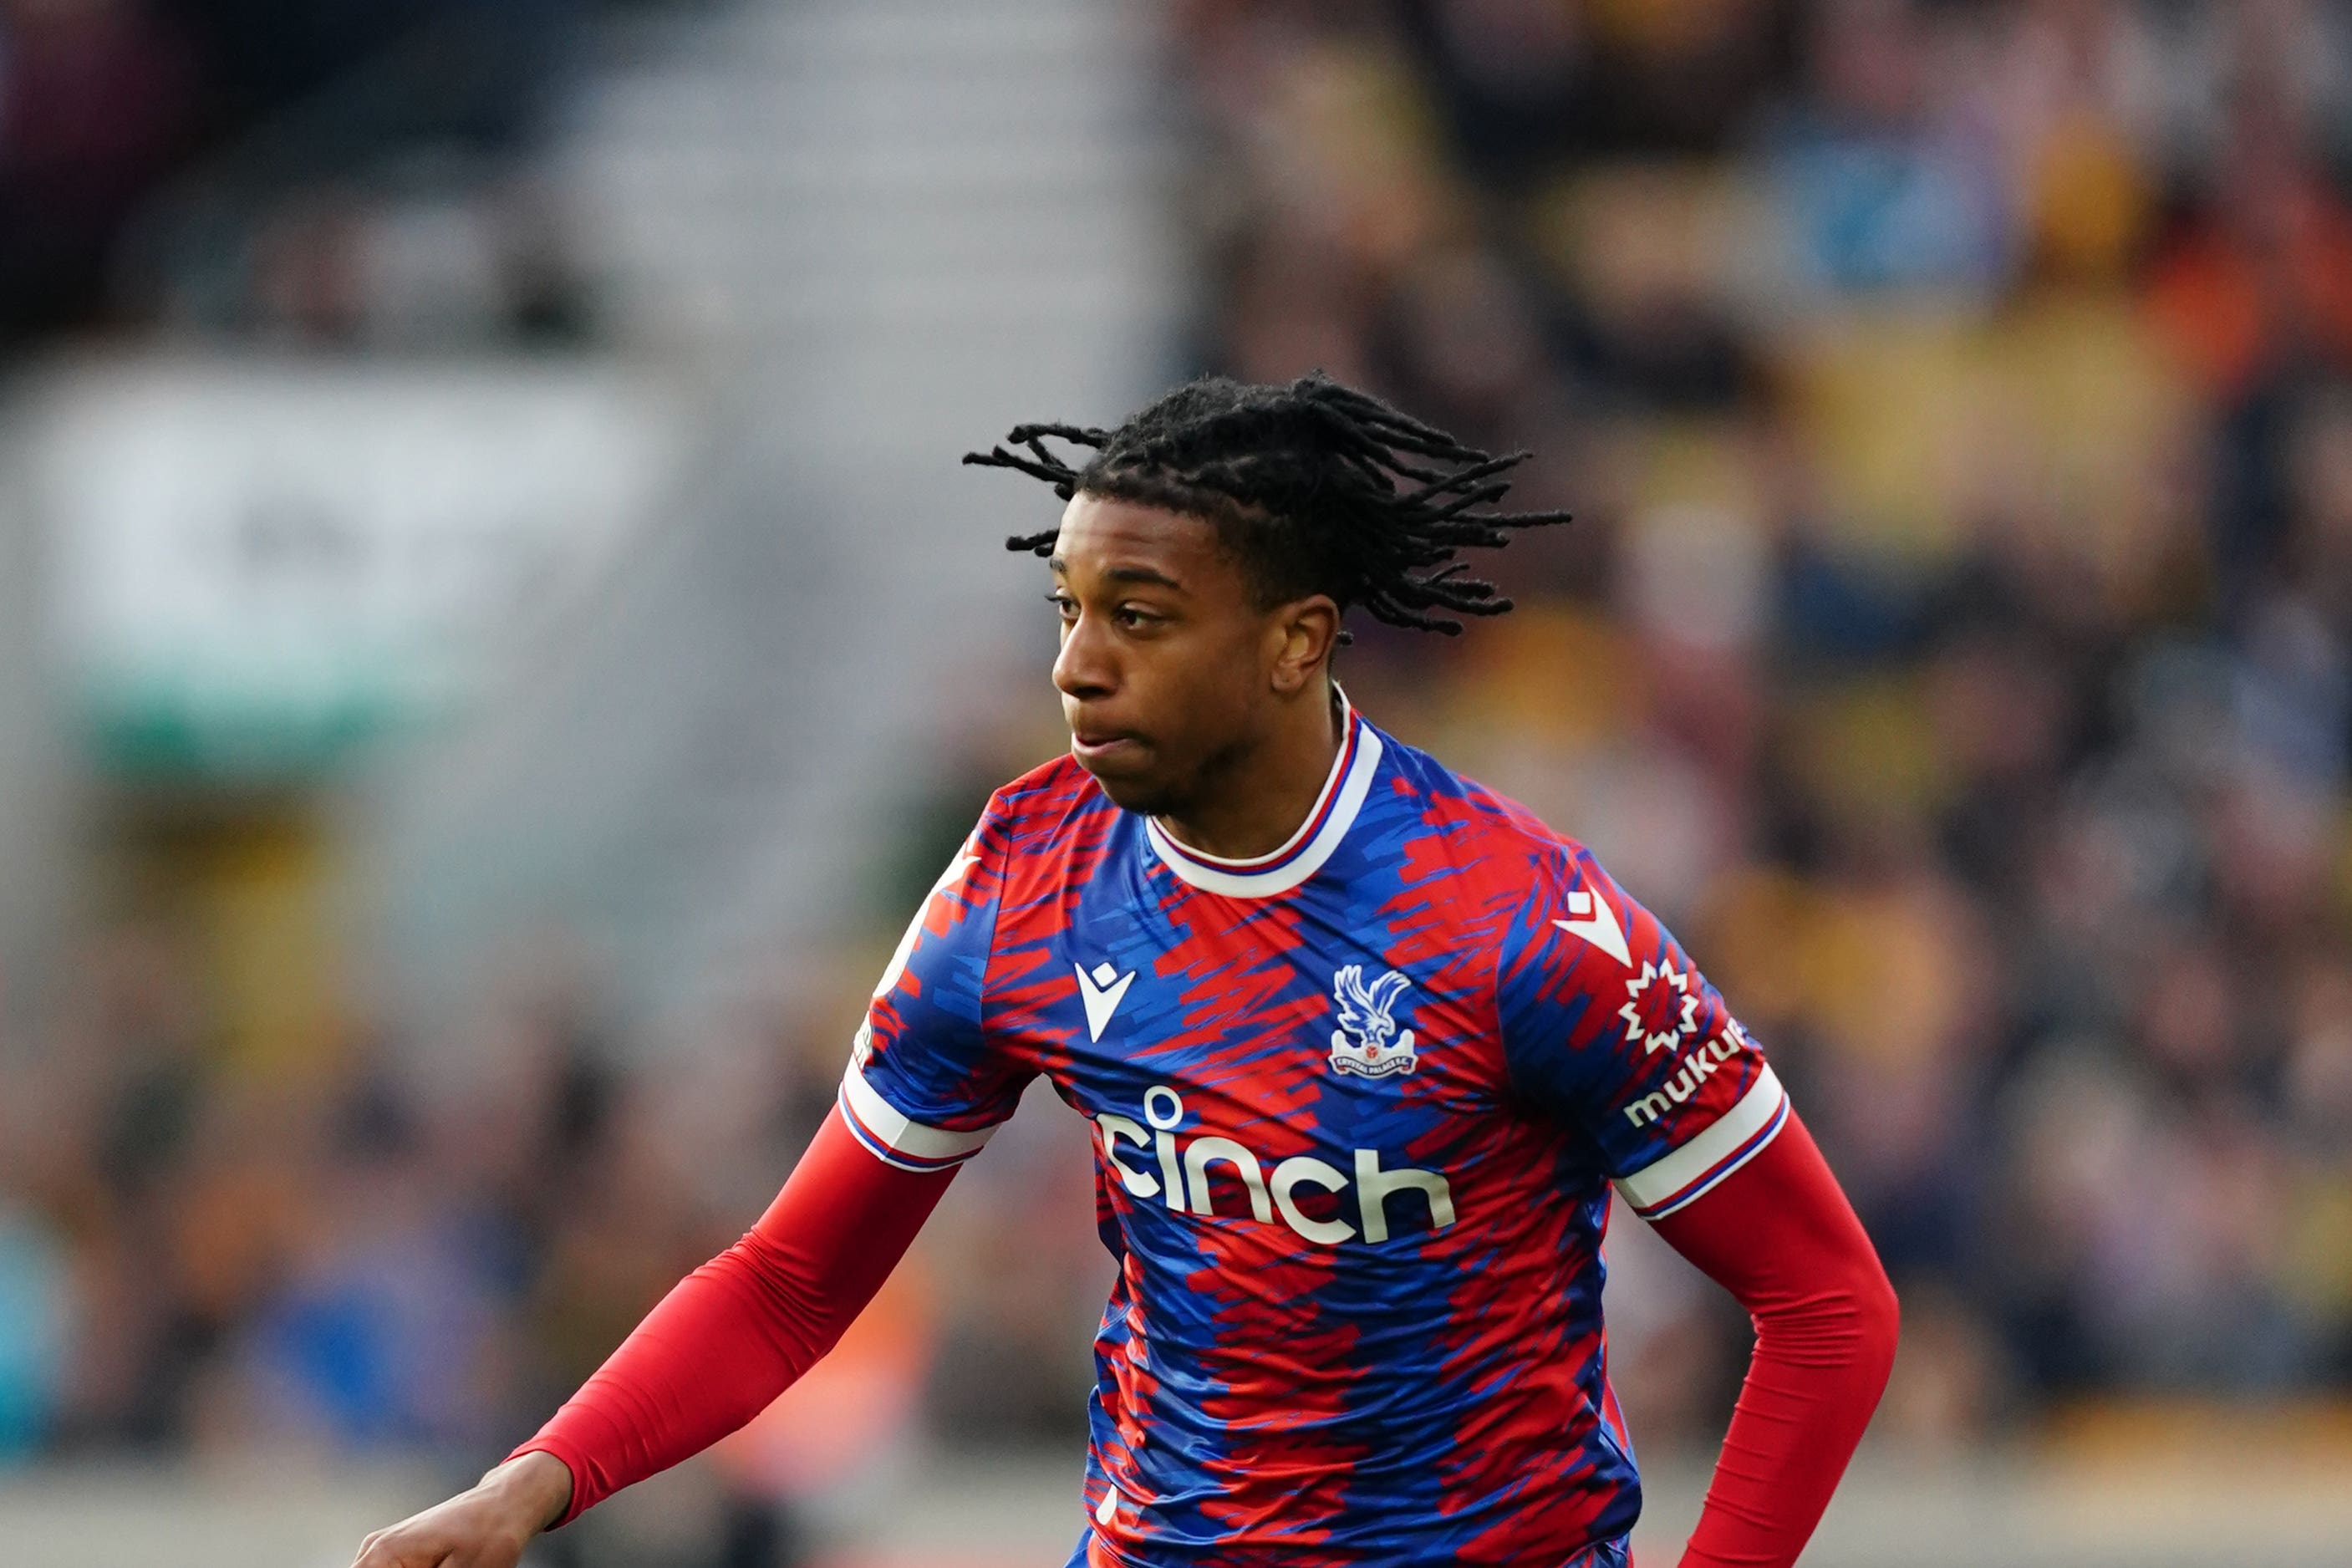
top-left (1496, 838), bottom-right (1789, 1220)
top-left (840, 798), bottom-right (1031, 1172)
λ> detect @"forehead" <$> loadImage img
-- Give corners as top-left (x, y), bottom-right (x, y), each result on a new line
top-left (1051, 492), bottom-right (1233, 587)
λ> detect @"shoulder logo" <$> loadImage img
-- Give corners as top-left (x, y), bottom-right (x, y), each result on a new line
top-left (1620, 959), bottom-right (1699, 1055)
top-left (1551, 885), bottom-right (1631, 967)
top-left (1075, 960), bottom-right (1137, 1041)
top-left (1329, 965), bottom-right (1418, 1078)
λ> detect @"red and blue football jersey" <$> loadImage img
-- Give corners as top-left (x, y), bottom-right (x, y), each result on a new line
top-left (843, 696), bottom-right (1787, 1568)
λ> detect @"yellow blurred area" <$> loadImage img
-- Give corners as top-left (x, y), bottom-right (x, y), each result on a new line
top-left (1789, 299), bottom-right (2189, 568)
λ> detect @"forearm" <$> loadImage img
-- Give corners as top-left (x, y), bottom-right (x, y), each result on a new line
top-left (1676, 1274), bottom-right (1897, 1565)
top-left (1651, 1113), bottom-right (1899, 1568)
top-left (512, 1236), bottom-right (837, 1522)
top-left (511, 1107), bottom-right (957, 1525)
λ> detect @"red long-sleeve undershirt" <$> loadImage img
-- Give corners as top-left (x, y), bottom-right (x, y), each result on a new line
top-left (510, 1109), bottom-right (960, 1527)
top-left (1647, 1112), bottom-right (1901, 1567)
top-left (510, 1107), bottom-right (1896, 1566)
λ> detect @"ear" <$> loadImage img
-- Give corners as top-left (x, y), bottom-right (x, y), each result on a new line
top-left (1266, 594), bottom-right (1341, 697)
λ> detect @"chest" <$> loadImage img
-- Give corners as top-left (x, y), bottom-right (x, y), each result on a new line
top-left (993, 857), bottom-right (1514, 1158)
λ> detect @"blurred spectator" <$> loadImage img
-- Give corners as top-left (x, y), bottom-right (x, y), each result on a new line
top-left (0, 1200), bottom-right (69, 1458)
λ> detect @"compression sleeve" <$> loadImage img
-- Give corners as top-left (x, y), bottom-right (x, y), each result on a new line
top-left (507, 1106), bottom-right (958, 1525)
top-left (1647, 1111), bottom-right (1899, 1568)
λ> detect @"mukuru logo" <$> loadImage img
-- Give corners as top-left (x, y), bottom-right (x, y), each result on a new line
top-left (1622, 1022), bottom-right (1757, 1128)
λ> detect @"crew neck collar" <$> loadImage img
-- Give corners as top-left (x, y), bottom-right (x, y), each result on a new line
top-left (1143, 689), bottom-right (1382, 899)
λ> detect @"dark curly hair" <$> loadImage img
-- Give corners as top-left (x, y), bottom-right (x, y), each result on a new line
top-left (962, 371), bottom-right (1570, 636)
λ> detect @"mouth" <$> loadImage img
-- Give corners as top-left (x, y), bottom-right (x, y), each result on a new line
top-left (1070, 727), bottom-right (1147, 767)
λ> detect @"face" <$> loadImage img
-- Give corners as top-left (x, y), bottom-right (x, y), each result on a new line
top-left (1047, 492), bottom-right (1337, 817)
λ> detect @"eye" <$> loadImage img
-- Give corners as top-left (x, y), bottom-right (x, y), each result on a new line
top-left (1046, 591), bottom-right (1077, 620)
top-left (1113, 604), bottom-right (1160, 630)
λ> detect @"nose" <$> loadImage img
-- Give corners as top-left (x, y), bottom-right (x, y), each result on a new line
top-left (1053, 608), bottom-right (1116, 703)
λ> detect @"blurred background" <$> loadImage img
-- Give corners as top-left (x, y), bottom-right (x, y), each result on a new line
top-left (3, 0), bottom-right (2352, 1564)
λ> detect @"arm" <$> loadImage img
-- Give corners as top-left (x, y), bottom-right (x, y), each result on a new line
top-left (350, 1107), bottom-right (955, 1567)
top-left (514, 1104), bottom-right (960, 1522)
top-left (1490, 842), bottom-right (1895, 1566)
top-left (1648, 1111), bottom-right (1899, 1568)
top-left (353, 816), bottom-right (1016, 1568)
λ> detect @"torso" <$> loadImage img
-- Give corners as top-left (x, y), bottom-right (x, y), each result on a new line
top-left (848, 707), bottom-right (1779, 1566)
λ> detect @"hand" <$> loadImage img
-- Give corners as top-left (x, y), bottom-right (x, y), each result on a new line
top-left (350, 1451), bottom-right (574, 1568)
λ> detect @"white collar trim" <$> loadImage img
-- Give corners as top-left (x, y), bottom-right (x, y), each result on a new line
top-left (1143, 692), bottom-right (1382, 899)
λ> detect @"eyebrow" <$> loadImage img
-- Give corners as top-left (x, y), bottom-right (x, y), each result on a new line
top-left (1048, 557), bottom-right (1187, 592)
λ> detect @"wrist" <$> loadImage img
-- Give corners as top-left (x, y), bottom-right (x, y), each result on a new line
top-left (483, 1449), bottom-right (575, 1535)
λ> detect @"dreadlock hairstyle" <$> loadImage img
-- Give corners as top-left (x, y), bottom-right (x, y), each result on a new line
top-left (961, 372), bottom-right (1571, 637)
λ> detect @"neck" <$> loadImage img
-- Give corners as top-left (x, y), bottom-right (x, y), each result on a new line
top-left (1154, 685), bottom-right (1345, 861)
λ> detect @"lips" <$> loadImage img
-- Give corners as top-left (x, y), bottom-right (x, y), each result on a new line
top-left (1070, 725), bottom-right (1145, 765)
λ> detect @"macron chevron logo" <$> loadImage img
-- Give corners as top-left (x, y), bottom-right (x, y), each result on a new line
top-left (1551, 886), bottom-right (1631, 967)
top-left (1076, 960), bottom-right (1137, 1041)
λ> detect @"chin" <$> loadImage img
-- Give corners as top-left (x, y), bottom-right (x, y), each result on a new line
top-left (1080, 760), bottom-right (1184, 817)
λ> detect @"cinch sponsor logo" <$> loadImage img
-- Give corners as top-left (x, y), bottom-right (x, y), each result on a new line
top-left (1623, 1029), bottom-right (1749, 1128)
top-left (1094, 1085), bottom-right (1454, 1247)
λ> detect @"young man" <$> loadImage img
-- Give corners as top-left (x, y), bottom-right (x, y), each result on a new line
top-left (352, 374), bottom-right (1897, 1568)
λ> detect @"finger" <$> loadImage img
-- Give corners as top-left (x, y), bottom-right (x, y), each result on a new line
top-left (353, 1523), bottom-right (413, 1565)
top-left (353, 1530), bottom-right (443, 1568)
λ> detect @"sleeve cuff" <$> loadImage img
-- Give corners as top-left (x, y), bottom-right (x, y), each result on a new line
top-left (502, 1438), bottom-right (588, 1530)
top-left (837, 1062), bottom-right (1002, 1173)
top-left (1615, 1066), bottom-right (1791, 1220)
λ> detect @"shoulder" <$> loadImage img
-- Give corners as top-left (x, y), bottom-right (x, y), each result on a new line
top-left (982, 751), bottom-right (1112, 839)
top-left (1372, 728), bottom-right (1596, 904)
top-left (970, 751), bottom-right (1121, 899)
top-left (1366, 727), bottom-right (1647, 987)
top-left (989, 749), bottom-right (1098, 812)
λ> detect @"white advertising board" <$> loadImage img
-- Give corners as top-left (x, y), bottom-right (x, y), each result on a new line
top-left (23, 358), bottom-right (687, 776)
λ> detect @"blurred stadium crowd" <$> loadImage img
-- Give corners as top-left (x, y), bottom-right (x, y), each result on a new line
top-left (0, 0), bottom-right (589, 349)
top-left (1172, 0), bottom-right (2352, 1424)
top-left (6, 0), bottom-right (2352, 1518)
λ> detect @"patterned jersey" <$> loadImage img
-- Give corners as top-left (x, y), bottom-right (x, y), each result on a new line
top-left (843, 696), bottom-right (1788, 1568)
